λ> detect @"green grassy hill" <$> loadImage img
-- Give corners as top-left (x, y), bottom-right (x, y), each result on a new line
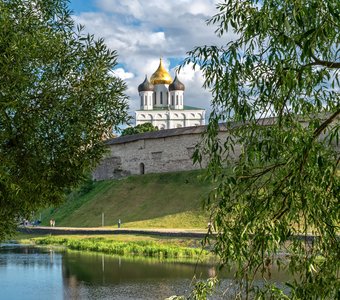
top-left (40, 170), bottom-right (212, 229)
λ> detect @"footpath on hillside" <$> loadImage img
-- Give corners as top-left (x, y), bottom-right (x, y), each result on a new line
top-left (18, 226), bottom-right (209, 238)
top-left (17, 226), bottom-right (323, 242)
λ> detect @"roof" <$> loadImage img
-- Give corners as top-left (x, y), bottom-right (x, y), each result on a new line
top-left (169, 75), bottom-right (185, 91)
top-left (136, 105), bottom-right (204, 112)
top-left (138, 75), bottom-right (154, 92)
top-left (106, 124), bottom-right (221, 145)
top-left (106, 116), bottom-right (305, 146)
top-left (150, 58), bottom-right (173, 85)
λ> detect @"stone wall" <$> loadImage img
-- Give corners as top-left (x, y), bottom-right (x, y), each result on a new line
top-left (93, 125), bottom-right (231, 180)
top-left (93, 116), bottom-right (340, 181)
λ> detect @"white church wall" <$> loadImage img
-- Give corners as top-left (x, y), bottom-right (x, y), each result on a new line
top-left (136, 109), bottom-right (205, 130)
top-left (154, 84), bottom-right (169, 107)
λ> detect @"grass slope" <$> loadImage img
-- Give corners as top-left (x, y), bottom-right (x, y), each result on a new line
top-left (41, 170), bottom-right (211, 229)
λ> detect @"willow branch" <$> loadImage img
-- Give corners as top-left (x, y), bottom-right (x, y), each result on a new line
top-left (238, 162), bottom-right (286, 180)
top-left (313, 109), bottom-right (340, 140)
top-left (278, 32), bottom-right (340, 69)
top-left (302, 60), bottom-right (340, 69)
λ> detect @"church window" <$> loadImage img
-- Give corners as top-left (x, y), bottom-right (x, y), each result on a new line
top-left (171, 95), bottom-right (174, 106)
top-left (140, 95), bottom-right (143, 106)
top-left (144, 95), bottom-right (147, 105)
top-left (153, 93), bottom-right (156, 105)
top-left (160, 91), bottom-right (163, 104)
top-left (176, 95), bottom-right (179, 105)
top-left (166, 92), bottom-right (169, 105)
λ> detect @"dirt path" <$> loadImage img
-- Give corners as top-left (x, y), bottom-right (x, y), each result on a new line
top-left (17, 226), bottom-right (324, 242)
top-left (18, 226), bottom-right (209, 238)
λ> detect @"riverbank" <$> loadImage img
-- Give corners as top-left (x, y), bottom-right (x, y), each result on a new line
top-left (14, 232), bottom-right (214, 262)
top-left (18, 225), bottom-right (209, 238)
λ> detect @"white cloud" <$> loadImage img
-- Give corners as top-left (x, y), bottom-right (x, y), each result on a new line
top-left (112, 68), bottom-right (134, 80)
top-left (73, 0), bottom-right (233, 119)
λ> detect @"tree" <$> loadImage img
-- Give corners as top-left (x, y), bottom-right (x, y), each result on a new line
top-left (121, 122), bottom-right (159, 136)
top-left (183, 0), bottom-right (339, 298)
top-left (0, 0), bottom-right (129, 240)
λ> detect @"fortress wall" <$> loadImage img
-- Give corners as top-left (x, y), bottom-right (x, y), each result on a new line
top-left (93, 117), bottom-right (339, 181)
top-left (92, 130), bottom-right (234, 180)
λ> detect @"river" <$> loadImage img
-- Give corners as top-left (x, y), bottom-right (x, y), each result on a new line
top-left (0, 244), bottom-right (226, 299)
top-left (0, 244), bottom-right (290, 299)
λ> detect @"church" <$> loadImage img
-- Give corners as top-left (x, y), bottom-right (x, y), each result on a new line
top-left (135, 59), bottom-right (205, 130)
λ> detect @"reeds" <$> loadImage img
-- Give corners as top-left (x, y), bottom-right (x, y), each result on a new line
top-left (32, 236), bottom-right (211, 260)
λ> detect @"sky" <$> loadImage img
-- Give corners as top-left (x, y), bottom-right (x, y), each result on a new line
top-left (68, 0), bottom-right (236, 120)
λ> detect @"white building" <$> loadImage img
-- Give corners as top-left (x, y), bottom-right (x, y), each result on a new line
top-left (135, 59), bottom-right (205, 129)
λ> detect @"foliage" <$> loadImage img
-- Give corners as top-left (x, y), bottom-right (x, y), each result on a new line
top-left (121, 122), bottom-right (158, 136)
top-left (183, 0), bottom-right (340, 298)
top-left (0, 0), bottom-right (129, 240)
top-left (78, 176), bottom-right (95, 196)
top-left (189, 277), bottom-right (219, 300)
top-left (28, 236), bottom-right (210, 261)
top-left (167, 277), bottom-right (219, 300)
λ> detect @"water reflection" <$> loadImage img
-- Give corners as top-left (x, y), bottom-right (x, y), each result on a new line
top-left (0, 244), bottom-right (63, 300)
top-left (0, 244), bottom-right (218, 299)
top-left (0, 244), bottom-right (289, 299)
top-left (61, 251), bottom-right (215, 299)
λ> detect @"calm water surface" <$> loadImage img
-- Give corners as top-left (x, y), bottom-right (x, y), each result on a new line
top-left (0, 244), bottom-right (289, 299)
top-left (0, 244), bottom-right (223, 299)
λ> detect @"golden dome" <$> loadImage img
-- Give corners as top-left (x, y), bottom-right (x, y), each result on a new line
top-left (150, 58), bottom-right (173, 85)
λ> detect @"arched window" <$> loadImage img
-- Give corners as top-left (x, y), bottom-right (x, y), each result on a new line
top-left (140, 95), bottom-right (143, 106)
top-left (140, 163), bottom-right (145, 175)
top-left (171, 95), bottom-right (174, 106)
top-left (160, 91), bottom-right (163, 104)
top-left (144, 95), bottom-right (147, 105)
top-left (176, 95), bottom-right (179, 105)
top-left (153, 93), bottom-right (156, 105)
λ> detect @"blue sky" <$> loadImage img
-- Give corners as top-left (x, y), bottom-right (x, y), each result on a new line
top-left (69, 0), bottom-right (98, 13)
top-left (68, 0), bottom-right (236, 116)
